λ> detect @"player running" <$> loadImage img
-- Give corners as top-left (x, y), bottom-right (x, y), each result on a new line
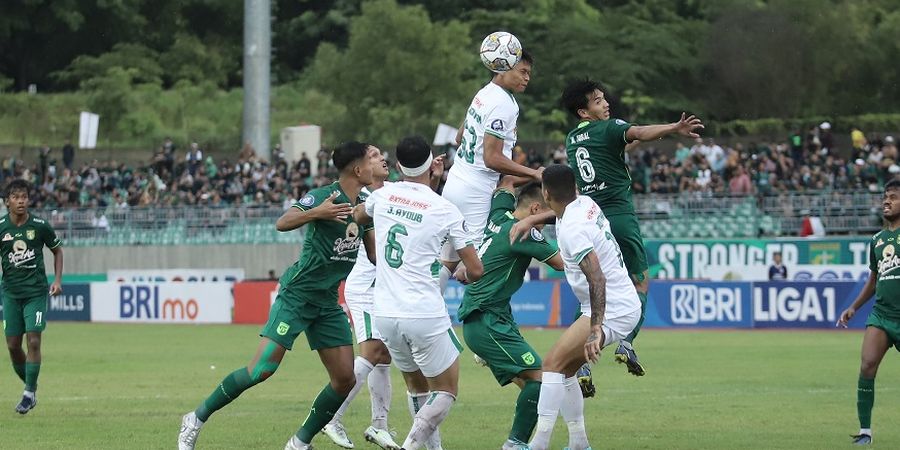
top-left (356, 135), bottom-right (484, 450)
top-left (178, 142), bottom-right (378, 450)
top-left (456, 177), bottom-right (564, 450)
top-left (837, 178), bottom-right (900, 446)
top-left (1, 178), bottom-right (64, 414)
top-left (528, 165), bottom-right (641, 450)
top-left (440, 50), bottom-right (542, 288)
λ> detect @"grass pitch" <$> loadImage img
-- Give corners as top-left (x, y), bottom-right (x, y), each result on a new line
top-left (0, 323), bottom-right (898, 449)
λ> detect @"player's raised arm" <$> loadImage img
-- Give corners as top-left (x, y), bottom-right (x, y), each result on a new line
top-left (276, 191), bottom-right (352, 231)
top-left (456, 246), bottom-right (484, 282)
top-left (625, 112), bottom-right (704, 143)
top-left (483, 134), bottom-right (542, 181)
top-left (578, 250), bottom-right (606, 363)
top-left (510, 210), bottom-right (556, 242)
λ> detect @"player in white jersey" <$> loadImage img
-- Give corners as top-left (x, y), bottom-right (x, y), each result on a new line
top-left (356, 136), bottom-right (484, 450)
top-left (528, 164), bottom-right (641, 450)
top-left (440, 51), bottom-right (542, 284)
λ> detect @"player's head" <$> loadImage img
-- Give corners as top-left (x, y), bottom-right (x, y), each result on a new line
top-left (367, 145), bottom-right (389, 180)
top-left (494, 49), bottom-right (533, 93)
top-left (541, 164), bottom-right (577, 207)
top-left (561, 78), bottom-right (610, 121)
top-left (333, 141), bottom-right (375, 184)
top-left (395, 135), bottom-right (433, 180)
top-left (883, 178), bottom-right (900, 222)
top-left (4, 178), bottom-right (30, 214)
top-left (516, 182), bottom-right (549, 217)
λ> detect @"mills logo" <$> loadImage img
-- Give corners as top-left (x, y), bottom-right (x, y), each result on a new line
top-left (878, 244), bottom-right (900, 275)
top-left (8, 240), bottom-right (36, 267)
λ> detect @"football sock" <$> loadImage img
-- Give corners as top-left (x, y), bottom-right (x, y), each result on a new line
top-left (369, 363), bottom-right (392, 429)
top-left (402, 391), bottom-right (456, 450)
top-left (529, 371), bottom-right (565, 450)
top-left (297, 384), bottom-right (349, 442)
top-left (330, 356), bottom-right (374, 424)
top-left (12, 362), bottom-right (25, 383)
top-left (509, 380), bottom-right (540, 443)
top-left (407, 391), bottom-right (442, 449)
top-left (625, 291), bottom-right (648, 343)
top-left (195, 367), bottom-right (257, 422)
top-left (562, 376), bottom-right (589, 449)
top-left (24, 362), bottom-right (40, 392)
top-left (857, 376), bottom-right (875, 429)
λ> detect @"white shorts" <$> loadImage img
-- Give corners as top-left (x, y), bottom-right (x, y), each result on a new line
top-left (374, 316), bottom-right (462, 378)
top-left (346, 290), bottom-right (380, 344)
top-left (580, 307), bottom-right (641, 349)
top-left (440, 172), bottom-right (492, 262)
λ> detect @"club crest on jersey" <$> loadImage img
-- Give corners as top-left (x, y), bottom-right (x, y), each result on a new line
top-left (530, 228), bottom-right (545, 242)
top-left (879, 244), bottom-right (900, 275)
top-left (490, 119), bottom-right (504, 132)
top-left (25, 229), bottom-right (35, 240)
top-left (522, 352), bottom-right (535, 365)
top-left (1, 233), bottom-right (11, 242)
top-left (299, 194), bottom-right (316, 207)
top-left (615, 119), bottom-right (627, 126)
top-left (462, 220), bottom-right (470, 233)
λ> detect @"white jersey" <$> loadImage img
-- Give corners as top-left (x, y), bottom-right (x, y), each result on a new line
top-left (448, 81), bottom-right (519, 188)
top-left (344, 185), bottom-right (378, 301)
top-left (366, 181), bottom-right (472, 319)
top-left (557, 196), bottom-right (640, 320)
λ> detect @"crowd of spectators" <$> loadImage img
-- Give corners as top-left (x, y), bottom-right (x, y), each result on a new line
top-left (2, 122), bottom-right (897, 213)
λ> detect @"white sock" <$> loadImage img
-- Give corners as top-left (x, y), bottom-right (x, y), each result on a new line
top-left (407, 392), bottom-right (442, 449)
top-left (439, 265), bottom-right (452, 293)
top-left (860, 428), bottom-right (872, 436)
top-left (368, 363), bottom-right (392, 429)
top-left (529, 372), bottom-right (565, 450)
top-left (561, 376), bottom-right (589, 450)
top-left (402, 391), bottom-right (456, 450)
top-left (23, 390), bottom-right (34, 399)
top-left (330, 356), bottom-right (374, 424)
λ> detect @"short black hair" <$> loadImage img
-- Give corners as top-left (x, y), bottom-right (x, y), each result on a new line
top-left (541, 164), bottom-right (576, 202)
top-left (5, 179), bottom-right (30, 197)
top-left (517, 182), bottom-right (545, 208)
top-left (332, 141), bottom-right (370, 172)
top-left (886, 178), bottom-right (900, 192)
top-left (561, 78), bottom-right (602, 120)
top-left (396, 135), bottom-right (431, 170)
top-left (520, 49), bottom-right (534, 67)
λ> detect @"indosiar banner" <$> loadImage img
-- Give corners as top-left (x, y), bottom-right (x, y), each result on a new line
top-left (644, 238), bottom-right (871, 281)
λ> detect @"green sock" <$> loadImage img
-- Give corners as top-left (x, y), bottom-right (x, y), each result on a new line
top-left (857, 376), bottom-right (875, 429)
top-left (509, 380), bottom-right (541, 443)
top-left (24, 362), bottom-right (40, 392)
top-left (297, 384), bottom-right (348, 443)
top-left (12, 363), bottom-right (25, 383)
top-left (195, 368), bottom-right (255, 422)
top-left (625, 291), bottom-right (648, 343)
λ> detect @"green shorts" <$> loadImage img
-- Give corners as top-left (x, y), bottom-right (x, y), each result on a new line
top-left (607, 213), bottom-right (649, 278)
top-left (866, 309), bottom-right (900, 352)
top-left (462, 310), bottom-right (541, 386)
top-left (2, 293), bottom-right (48, 337)
top-left (259, 286), bottom-right (352, 351)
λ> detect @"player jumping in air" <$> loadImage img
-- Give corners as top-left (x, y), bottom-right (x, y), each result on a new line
top-left (456, 177), bottom-right (564, 450)
top-left (440, 50), bottom-right (542, 290)
top-left (528, 165), bottom-right (641, 450)
top-left (837, 178), bottom-right (900, 446)
top-left (178, 142), bottom-right (379, 450)
top-left (356, 135), bottom-right (484, 450)
top-left (1, 178), bottom-right (64, 414)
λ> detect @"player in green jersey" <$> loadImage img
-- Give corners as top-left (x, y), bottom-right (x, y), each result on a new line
top-left (1, 178), bottom-right (63, 414)
top-left (457, 178), bottom-right (563, 450)
top-left (837, 178), bottom-right (900, 446)
top-left (178, 142), bottom-right (379, 450)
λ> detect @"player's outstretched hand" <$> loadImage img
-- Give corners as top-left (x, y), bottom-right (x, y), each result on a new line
top-left (509, 219), bottom-right (534, 243)
top-left (431, 155), bottom-right (446, 179)
top-left (49, 281), bottom-right (62, 296)
top-left (532, 166), bottom-right (545, 182)
top-left (316, 191), bottom-right (352, 223)
top-left (584, 325), bottom-right (603, 364)
top-left (674, 112), bottom-right (704, 138)
top-left (836, 307), bottom-right (856, 328)
top-left (454, 266), bottom-right (469, 285)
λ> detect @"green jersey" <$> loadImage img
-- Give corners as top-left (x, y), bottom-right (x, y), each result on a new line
top-left (0, 214), bottom-right (61, 298)
top-left (283, 182), bottom-right (363, 306)
top-left (457, 190), bottom-right (558, 322)
top-left (566, 119), bottom-right (634, 216)
top-left (869, 228), bottom-right (900, 321)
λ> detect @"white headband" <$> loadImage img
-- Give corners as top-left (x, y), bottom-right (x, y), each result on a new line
top-left (399, 153), bottom-right (433, 177)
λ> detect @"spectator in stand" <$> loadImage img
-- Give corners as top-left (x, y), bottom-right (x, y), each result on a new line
top-left (297, 152), bottom-right (311, 179)
top-left (62, 140), bottom-right (75, 170)
top-left (820, 121), bottom-right (834, 154)
top-left (706, 138), bottom-right (725, 173)
top-left (526, 146), bottom-right (544, 169)
top-left (729, 165), bottom-right (753, 195)
top-left (768, 252), bottom-right (787, 281)
top-left (789, 128), bottom-right (803, 161)
top-left (552, 144), bottom-right (567, 164)
top-left (674, 141), bottom-right (691, 164)
top-left (162, 137), bottom-right (176, 175)
top-left (851, 126), bottom-right (867, 153)
top-left (185, 143), bottom-right (203, 176)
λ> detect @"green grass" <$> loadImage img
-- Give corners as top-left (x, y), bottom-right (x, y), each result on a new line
top-left (0, 324), bottom-right (898, 449)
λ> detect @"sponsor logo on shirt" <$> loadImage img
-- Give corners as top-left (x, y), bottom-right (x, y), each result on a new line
top-left (615, 119), bottom-right (627, 126)
top-left (1, 233), bottom-right (12, 242)
top-left (8, 240), bottom-right (36, 268)
top-left (490, 119), bottom-right (505, 132)
top-left (530, 228), bottom-right (545, 242)
top-left (299, 193), bottom-right (316, 207)
top-left (334, 223), bottom-right (361, 256)
top-left (878, 244), bottom-right (900, 275)
top-left (580, 182), bottom-right (608, 194)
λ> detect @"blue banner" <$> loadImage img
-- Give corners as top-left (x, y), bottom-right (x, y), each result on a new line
top-left (751, 281), bottom-right (871, 328)
top-left (444, 280), bottom-right (558, 326)
top-left (646, 281), bottom-right (753, 328)
top-left (0, 282), bottom-right (92, 322)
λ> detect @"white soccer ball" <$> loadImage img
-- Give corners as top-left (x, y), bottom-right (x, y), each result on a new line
top-left (479, 31), bottom-right (522, 73)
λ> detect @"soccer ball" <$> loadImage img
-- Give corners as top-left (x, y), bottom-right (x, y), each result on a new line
top-left (479, 31), bottom-right (522, 73)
